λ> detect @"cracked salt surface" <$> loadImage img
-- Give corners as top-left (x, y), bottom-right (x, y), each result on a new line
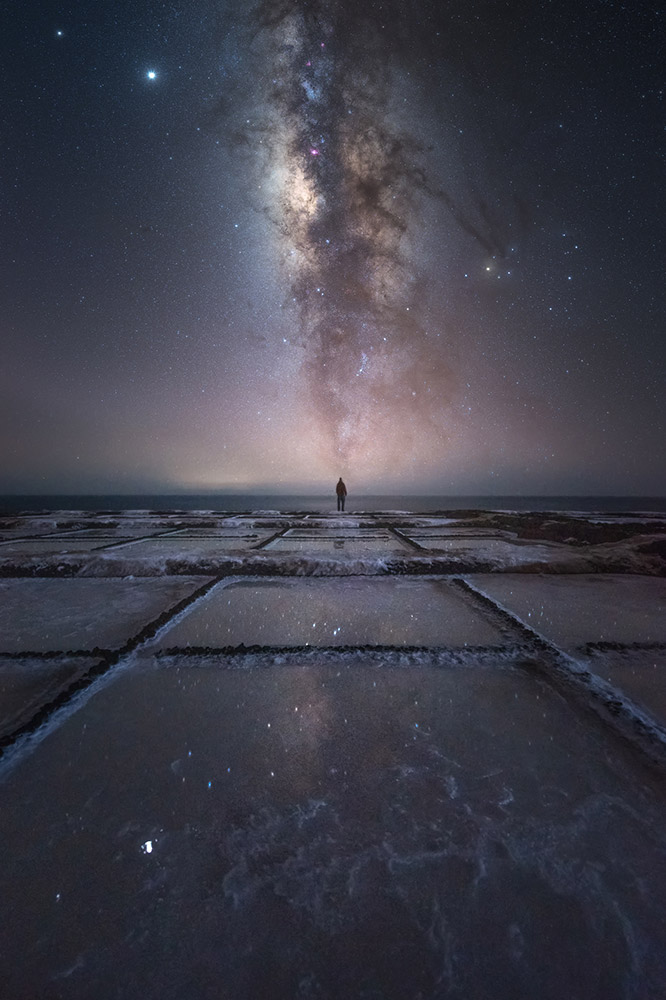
top-left (0, 659), bottom-right (665, 999)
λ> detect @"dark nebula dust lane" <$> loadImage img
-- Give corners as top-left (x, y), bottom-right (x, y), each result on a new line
top-left (1, 0), bottom-right (664, 493)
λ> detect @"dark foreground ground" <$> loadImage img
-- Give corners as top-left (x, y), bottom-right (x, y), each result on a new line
top-left (0, 508), bottom-right (665, 999)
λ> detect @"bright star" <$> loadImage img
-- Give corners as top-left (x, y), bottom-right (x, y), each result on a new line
top-left (56, 30), bottom-right (63, 37)
top-left (146, 70), bottom-right (157, 80)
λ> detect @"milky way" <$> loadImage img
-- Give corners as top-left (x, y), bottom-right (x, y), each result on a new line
top-left (254, 2), bottom-right (447, 467)
top-left (219, 2), bottom-right (469, 473)
top-left (217, 0), bottom-right (540, 479)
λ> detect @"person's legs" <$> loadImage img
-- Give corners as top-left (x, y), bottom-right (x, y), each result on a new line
top-left (341, 496), bottom-right (345, 511)
top-left (337, 496), bottom-right (341, 511)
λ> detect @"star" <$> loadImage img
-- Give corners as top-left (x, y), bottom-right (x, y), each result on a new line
top-left (146, 70), bottom-right (157, 81)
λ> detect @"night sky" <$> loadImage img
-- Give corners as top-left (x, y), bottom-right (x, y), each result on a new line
top-left (3, 0), bottom-right (664, 495)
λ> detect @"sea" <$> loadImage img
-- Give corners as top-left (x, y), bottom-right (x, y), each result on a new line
top-left (1, 494), bottom-right (665, 515)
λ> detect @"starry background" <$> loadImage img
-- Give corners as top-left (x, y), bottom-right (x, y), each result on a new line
top-left (2, 0), bottom-right (664, 496)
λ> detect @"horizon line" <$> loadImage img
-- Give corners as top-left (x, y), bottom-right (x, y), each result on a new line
top-left (1, 491), bottom-right (665, 499)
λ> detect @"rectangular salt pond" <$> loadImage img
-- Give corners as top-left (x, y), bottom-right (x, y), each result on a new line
top-left (163, 528), bottom-right (265, 538)
top-left (263, 536), bottom-right (411, 556)
top-left (0, 538), bottom-right (112, 555)
top-left (0, 655), bottom-right (98, 740)
top-left (222, 518), bottom-right (298, 530)
top-left (299, 518), bottom-right (368, 528)
top-left (0, 577), bottom-right (209, 653)
top-left (282, 528), bottom-right (390, 537)
top-left (155, 577), bottom-right (508, 648)
top-left (1, 658), bottom-right (664, 999)
top-left (399, 526), bottom-right (505, 537)
top-left (105, 537), bottom-right (270, 555)
top-left (585, 648), bottom-right (666, 729)
top-left (409, 537), bottom-right (549, 555)
top-left (51, 526), bottom-right (178, 538)
top-left (467, 574), bottom-right (666, 650)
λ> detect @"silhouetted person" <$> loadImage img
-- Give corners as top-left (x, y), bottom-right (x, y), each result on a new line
top-left (336, 477), bottom-right (347, 512)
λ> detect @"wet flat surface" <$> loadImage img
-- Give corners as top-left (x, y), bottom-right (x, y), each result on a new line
top-left (0, 656), bottom-right (98, 740)
top-left (104, 537), bottom-right (268, 554)
top-left (165, 527), bottom-right (266, 537)
top-left (373, 517), bottom-right (465, 527)
top-left (467, 574), bottom-right (666, 650)
top-left (0, 538), bottom-right (111, 555)
top-left (410, 537), bottom-right (557, 558)
top-left (283, 527), bottom-right (391, 537)
top-left (155, 577), bottom-right (508, 649)
top-left (585, 649), bottom-right (666, 728)
top-left (0, 577), bottom-right (209, 652)
top-left (222, 517), bottom-right (303, 530)
top-left (51, 526), bottom-right (179, 539)
top-left (400, 525), bottom-right (505, 536)
top-left (0, 658), bottom-right (665, 1000)
top-left (298, 517), bottom-right (368, 528)
top-left (264, 536), bottom-right (412, 555)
